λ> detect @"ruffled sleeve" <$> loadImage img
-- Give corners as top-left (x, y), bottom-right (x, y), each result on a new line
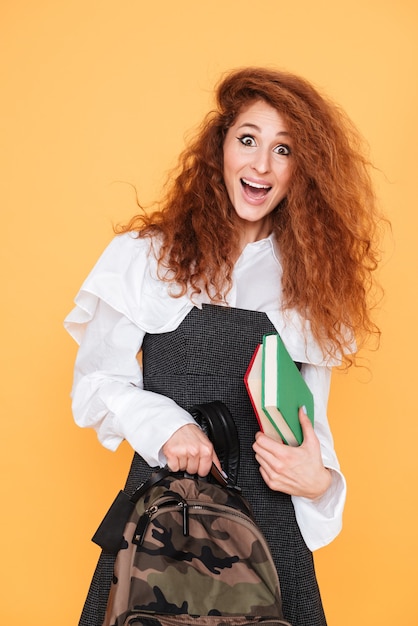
top-left (64, 233), bottom-right (197, 466)
top-left (65, 233), bottom-right (148, 341)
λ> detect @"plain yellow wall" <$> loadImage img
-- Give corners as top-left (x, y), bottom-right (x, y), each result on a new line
top-left (1, 1), bottom-right (417, 624)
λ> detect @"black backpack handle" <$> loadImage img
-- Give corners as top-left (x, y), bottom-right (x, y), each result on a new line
top-left (92, 401), bottom-right (241, 554)
top-left (189, 401), bottom-right (240, 486)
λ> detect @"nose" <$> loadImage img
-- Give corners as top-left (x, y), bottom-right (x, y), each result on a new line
top-left (251, 147), bottom-right (271, 174)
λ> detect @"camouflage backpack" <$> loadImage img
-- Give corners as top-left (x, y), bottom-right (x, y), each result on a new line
top-left (93, 402), bottom-right (291, 626)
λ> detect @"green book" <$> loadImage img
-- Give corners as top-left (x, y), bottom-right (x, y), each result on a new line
top-left (260, 333), bottom-right (314, 446)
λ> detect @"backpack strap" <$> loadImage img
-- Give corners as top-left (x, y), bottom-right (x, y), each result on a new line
top-left (130, 466), bottom-right (171, 503)
top-left (189, 401), bottom-right (240, 486)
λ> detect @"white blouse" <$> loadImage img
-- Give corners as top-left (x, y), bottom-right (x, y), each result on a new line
top-left (64, 232), bottom-right (347, 551)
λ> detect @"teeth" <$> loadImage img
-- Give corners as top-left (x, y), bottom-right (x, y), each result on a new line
top-left (242, 178), bottom-right (270, 189)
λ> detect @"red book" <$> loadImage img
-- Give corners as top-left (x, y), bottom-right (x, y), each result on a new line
top-left (244, 343), bottom-right (283, 442)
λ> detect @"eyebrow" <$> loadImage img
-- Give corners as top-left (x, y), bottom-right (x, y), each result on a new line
top-left (237, 122), bottom-right (290, 137)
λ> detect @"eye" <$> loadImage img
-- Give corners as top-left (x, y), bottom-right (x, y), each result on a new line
top-left (274, 144), bottom-right (291, 156)
top-left (238, 135), bottom-right (256, 147)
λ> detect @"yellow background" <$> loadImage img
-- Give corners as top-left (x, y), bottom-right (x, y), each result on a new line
top-left (1, 1), bottom-right (417, 624)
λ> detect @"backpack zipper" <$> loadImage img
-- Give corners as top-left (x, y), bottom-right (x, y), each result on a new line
top-left (135, 498), bottom-right (269, 551)
top-left (133, 498), bottom-right (188, 546)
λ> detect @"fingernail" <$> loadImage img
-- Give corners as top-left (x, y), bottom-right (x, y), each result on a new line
top-left (302, 405), bottom-right (308, 415)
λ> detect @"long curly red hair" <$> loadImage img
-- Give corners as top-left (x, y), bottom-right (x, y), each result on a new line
top-left (118, 67), bottom-right (384, 363)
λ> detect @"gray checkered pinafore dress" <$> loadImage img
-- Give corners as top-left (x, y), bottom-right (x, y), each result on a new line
top-left (79, 304), bottom-right (327, 626)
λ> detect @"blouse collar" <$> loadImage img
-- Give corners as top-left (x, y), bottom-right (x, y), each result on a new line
top-left (239, 233), bottom-right (282, 266)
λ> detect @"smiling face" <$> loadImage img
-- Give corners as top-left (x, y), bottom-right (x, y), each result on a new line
top-left (223, 99), bottom-right (293, 244)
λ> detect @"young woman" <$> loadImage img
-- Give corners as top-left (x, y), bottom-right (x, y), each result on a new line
top-left (65, 67), bottom-right (382, 626)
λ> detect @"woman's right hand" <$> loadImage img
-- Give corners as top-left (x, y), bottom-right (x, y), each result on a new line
top-left (162, 423), bottom-right (221, 477)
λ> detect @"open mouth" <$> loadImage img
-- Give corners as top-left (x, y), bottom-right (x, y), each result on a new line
top-left (241, 178), bottom-right (271, 200)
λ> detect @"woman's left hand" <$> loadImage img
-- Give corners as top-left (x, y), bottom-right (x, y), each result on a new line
top-left (252, 407), bottom-right (332, 499)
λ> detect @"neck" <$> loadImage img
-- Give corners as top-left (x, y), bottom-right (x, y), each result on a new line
top-left (228, 224), bottom-right (272, 265)
top-left (237, 221), bottom-right (273, 249)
